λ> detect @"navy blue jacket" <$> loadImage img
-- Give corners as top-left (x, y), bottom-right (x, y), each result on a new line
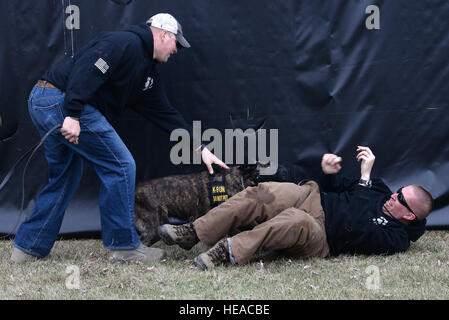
top-left (43, 23), bottom-right (193, 136)
top-left (320, 174), bottom-right (426, 256)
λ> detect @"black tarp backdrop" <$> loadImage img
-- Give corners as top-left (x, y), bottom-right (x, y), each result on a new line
top-left (1, 0), bottom-right (448, 235)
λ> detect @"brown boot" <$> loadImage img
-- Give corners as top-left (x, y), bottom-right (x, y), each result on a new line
top-left (157, 223), bottom-right (199, 250)
top-left (194, 239), bottom-right (230, 270)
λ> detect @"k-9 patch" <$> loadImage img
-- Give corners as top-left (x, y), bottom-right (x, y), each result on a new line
top-left (208, 179), bottom-right (229, 208)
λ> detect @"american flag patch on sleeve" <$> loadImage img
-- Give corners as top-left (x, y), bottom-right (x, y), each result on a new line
top-left (94, 58), bottom-right (109, 74)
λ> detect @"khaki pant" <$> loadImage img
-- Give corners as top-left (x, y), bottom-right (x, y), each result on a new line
top-left (193, 181), bottom-right (329, 265)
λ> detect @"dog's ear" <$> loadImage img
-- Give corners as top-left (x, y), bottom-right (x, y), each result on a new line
top-left (256, 161), bottom-right (270, 170)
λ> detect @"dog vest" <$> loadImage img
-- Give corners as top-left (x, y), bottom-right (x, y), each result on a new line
top-left (208, 175), bottom-right (229, 208)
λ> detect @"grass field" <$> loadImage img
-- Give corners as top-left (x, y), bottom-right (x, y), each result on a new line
top-left (1, 230), bottom-right (449, 300)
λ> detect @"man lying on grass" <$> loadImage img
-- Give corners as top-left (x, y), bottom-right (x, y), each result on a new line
top-left (158, 146), bottom-right (434, 270)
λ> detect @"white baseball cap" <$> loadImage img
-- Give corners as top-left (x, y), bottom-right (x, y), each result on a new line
top-left (147, 13), bottom-right (191, 48)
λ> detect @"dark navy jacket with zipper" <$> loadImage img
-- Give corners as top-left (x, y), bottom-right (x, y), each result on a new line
top-left (42, 23), bottom-right (192, 136)
top-left (320, 174), bottom-right (426, 256)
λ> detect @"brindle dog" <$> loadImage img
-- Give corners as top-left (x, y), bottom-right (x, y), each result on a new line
top-left (134, 164), bottom-right (289, 246)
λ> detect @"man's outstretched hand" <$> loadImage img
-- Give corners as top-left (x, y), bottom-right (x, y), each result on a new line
top-left (201, 147), bottom-right (230, 174)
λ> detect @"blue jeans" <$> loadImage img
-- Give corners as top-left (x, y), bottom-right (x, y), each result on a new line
top-left (14, 84), bottom-right (141, 257)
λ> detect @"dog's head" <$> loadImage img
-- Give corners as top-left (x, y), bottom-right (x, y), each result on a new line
top-left (211, 162), bottom-right (290, 191)
top-left (253, 162), bottom-right (290, 183)
top-left (239, 162), bottom-right (290, 185)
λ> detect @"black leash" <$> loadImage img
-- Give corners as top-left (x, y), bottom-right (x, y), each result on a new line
top-left (0, 124), bottom-right (62, 238)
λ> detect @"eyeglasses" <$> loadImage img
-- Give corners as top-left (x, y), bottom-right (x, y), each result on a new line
top-left (396, 187), bottom-right (418, 220)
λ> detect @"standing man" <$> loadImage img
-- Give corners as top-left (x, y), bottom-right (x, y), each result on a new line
top-left (11, 13), bottom-right (228, 264)
top-left (158, 146), bottom-right (434, 270)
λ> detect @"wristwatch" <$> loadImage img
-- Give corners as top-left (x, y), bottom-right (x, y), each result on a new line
top-left (359, 179), bottom-right (372, 188)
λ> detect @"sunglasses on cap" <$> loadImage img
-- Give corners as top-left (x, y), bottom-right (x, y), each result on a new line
top-left (396, 187), bottom-right (418, 220)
